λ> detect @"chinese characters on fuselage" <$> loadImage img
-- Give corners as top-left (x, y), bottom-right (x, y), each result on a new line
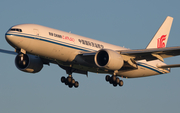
top-left (78, 39), bottom-right (104, 49)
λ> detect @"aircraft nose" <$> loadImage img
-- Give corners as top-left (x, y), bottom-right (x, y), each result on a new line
top-left (5, 32), bottom-right (11, 42)
top-left (5, 32), bottom-right (16, 48)
top-left (5, 29), bottom-right (31, 50)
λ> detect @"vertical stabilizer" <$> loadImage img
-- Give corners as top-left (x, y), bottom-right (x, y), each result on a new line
top-left (146, 16), bottom-right (173, 49)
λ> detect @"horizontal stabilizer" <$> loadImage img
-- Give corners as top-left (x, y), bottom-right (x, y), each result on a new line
top-left (157, 64), bottom-right (180, 68)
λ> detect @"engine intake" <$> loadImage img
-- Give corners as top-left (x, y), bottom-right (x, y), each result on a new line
top-left (94, 49), bottom-right (124, 70)
top-left (15, 54), bottom-right (43, 73)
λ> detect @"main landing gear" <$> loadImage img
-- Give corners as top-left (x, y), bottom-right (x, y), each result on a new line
top-left (59, 66), bottom-right (80, 88)
top-left (61, 75), bottom-right (79, 88)
top-left (105, 75), bottom-right (124, 87)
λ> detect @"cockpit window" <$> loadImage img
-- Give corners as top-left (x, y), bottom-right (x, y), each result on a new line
top-left (10, 28), bottom-right (22, 32)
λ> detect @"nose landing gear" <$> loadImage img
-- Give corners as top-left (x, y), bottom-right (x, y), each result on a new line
top-left (105, 75), bottom-right (123, 87)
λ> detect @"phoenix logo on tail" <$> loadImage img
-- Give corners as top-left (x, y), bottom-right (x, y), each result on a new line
top-left (157, 35), bottom-right (167, 48)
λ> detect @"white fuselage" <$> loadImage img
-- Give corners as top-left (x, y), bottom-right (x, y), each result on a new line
top-left (5, 24), bottom-right (170, 78)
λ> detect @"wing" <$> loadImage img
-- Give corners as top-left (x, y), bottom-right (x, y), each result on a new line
top-left (79, 46), bottom-right (180, 69)
top-left (0, 49), bottom-right (17, 55)
top-left (80, 46), bottom-right (180, 61)
top-left (120, 46), bottom-right (180, 61)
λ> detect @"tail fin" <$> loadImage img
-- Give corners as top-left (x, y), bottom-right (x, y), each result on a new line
top-left (146, 16), bottom-right (173, 49)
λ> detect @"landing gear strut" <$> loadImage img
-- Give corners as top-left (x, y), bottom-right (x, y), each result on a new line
top-left (105, 75), bottom-right (123, 87)
top-left (61, 75), bottom-right (79, 88)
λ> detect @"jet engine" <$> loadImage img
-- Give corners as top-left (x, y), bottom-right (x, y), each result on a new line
top-left (15, 54), bottom-right (43, 73)
top-left (94, 49), bottom-right (124, 70)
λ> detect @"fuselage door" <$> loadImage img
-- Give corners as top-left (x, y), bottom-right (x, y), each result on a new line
top-left (33, 29), bottom-right (39, 39)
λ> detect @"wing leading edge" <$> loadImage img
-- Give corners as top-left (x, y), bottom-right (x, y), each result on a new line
top-left (0, 49), bottom-right (17, 55)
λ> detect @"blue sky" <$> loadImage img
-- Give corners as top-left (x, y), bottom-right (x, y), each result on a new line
top-left (0, 0), bottom-right (180, 113)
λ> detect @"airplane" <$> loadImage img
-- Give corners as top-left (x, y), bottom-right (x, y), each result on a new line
top-left (1, 16), bottom-right (180, 88)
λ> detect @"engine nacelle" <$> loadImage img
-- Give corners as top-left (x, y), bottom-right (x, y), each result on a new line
top-left (15, 54), bottom-right (43, 73)
top-left (94, 49), bottom-right (124, 70)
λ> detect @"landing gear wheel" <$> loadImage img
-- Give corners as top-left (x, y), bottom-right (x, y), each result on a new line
top-left (105, 75), bottom-right (110, 81)
top-left (68, 84), bottom-right (73, 88)
top-left (119, 80), bottom-right (123, 87)
top-left (72, 79), bottom-right (75, 84)
top-left (109, 78), bottom-right (113, 84)
top-left (61, 76), bottom-right (66, 83)
top-left (74, 81), bottom-right (79, 88)
top-left (105, 75), bottom-right (124, 87)
top-left (116, 78), bottom-right (120, 84)
top-left (67, 76), bottom-right (72, 83)
top-left (112, 75), bottom-right (116, 82)
top-left (65, 79), bottom-right (68, 85)
top-left (113, 83), bottom-right (117, 87)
